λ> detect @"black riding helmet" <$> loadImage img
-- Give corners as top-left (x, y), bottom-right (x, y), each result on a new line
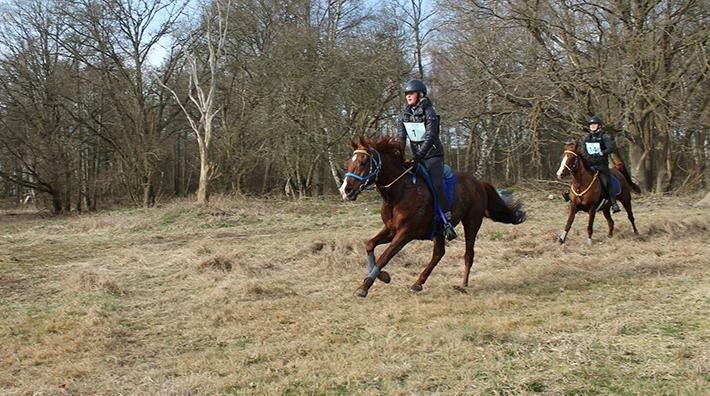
top-left (404, 79), bottom-right (427, 97)
top-left (588, 115), bottom-right (603, 125)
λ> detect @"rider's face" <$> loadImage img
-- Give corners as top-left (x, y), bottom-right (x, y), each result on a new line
top-left (405, 91), bottom-right (419, 106)
top-left (589, 123), bottom-right (601, 132)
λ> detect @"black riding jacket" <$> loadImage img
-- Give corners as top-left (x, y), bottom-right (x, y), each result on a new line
top-left (582, 129), bottom-right (616, 168)
top-left (397, 97), bottom-right (444, 161)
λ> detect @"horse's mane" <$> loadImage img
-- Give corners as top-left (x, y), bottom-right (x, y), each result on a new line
top-left (361, 136), bottom-right (404, 160)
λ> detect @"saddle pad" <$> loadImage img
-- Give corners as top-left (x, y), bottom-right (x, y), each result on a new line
top-left (610, 174), bottom-right (621, 197)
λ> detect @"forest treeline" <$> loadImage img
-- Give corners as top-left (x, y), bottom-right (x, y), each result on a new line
top-left (0, 0), bottom-right (707, 213)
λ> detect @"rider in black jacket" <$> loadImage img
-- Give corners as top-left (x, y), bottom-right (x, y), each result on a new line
top-left (582, 115), bottom-right (620, 213)
top-left (397, 79), bottom-right (456, 240)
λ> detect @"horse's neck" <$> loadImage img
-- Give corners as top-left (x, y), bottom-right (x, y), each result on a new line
top-left (375, 160), bottom-right (409, 203)
top-left (572, 161), bottom-right (598, 190)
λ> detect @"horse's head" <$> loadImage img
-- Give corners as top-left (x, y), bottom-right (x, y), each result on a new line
top-left (556, 140), bottom-right (582, 180)
top-left (339, 138), bottom-right (383, 201)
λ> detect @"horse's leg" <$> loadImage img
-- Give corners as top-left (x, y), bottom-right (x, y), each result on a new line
top-left (602, 208), bottom-right (614, 237)
top-left (365, 226), bottom-right (394, 284)
top-left (411, 234), bottom-right (446, 292)
top-left (620, 193), bottom-right (639, 234)
top-left (354, 231), bottom-right (413, 298)
top-left (461, 215), bottom-right (484, 288)
top-left (586, 209), bottom-right (597, 246)
top-left (559, 204), bottom-right (577, 244)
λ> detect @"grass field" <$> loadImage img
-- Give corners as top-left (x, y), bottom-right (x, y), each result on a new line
top-left (1, 185), bottom-right (708, 395)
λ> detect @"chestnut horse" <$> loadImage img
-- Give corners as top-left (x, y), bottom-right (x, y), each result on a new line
top-left (556, 141), bottom-right (640, 245)
top-left (340, 136), bottom-right (526, 297)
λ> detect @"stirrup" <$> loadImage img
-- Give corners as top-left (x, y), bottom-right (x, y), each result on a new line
top-left (611, 202), bottom-right (621, 213)
top-left (444, 223), bottom-right (457, 241)
top-left (562, 190), bottom-right (570, 202)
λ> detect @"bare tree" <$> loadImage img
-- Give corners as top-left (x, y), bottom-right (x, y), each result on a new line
top-left (59, 0), bottom-right (189, 206)
top-left (159, 0), bottom-right (231, 204)
top-left (435, 0), bottom-right (708, 190)
top-left (395, 0), bottom-right (437, 79)
top-left (0, 0), bottom-right (81, 213)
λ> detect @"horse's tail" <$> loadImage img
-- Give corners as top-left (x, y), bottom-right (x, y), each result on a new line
top-left (615, 162), bottom-right (641, 194)
top-left (482, 182), bottom-right (527, 224)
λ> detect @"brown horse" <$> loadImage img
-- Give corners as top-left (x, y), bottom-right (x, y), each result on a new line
top-left (339, 136), bottom-right (526, 297)
top-left (555, 141), bottom-right (640, 245)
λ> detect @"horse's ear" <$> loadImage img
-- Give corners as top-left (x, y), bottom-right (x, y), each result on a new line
top-left (349, 138), bottom-right (358, 150)
top-left (359, 136), bottom-right (368, 148)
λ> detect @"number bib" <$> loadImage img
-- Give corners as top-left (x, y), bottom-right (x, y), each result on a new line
top-left (403, 122), bottom-right (426, 142)
top-left (585, 142), bottom-right (602, 155)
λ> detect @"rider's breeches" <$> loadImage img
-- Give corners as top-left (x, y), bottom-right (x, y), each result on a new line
top-left (423, 156), bottom-right (450, 212)
top-left (594, 166), bottom-right (612, 199)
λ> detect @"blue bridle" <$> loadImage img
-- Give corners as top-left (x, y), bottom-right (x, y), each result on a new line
top-left (344, 149), bottom-right (382, 192)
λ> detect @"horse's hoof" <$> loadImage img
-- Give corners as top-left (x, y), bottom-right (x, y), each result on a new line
top-left (354, 288), bottom-right (368, 298)
top-left (410, 284), bottom-right (423, 293)
top-left (453, 285), bottom-right (468, 293)
top-left (378, 271), bottom-right (391, 284)
top-left (559, 231), bottom-right (568, 244)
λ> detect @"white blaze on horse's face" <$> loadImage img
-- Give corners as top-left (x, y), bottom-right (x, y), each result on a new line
top-left (556, 153), bottom-right (570, 179)
top-left (339, 178), bottom-right (349, 200)
top-left (340, 153), bottom-right (363, 200)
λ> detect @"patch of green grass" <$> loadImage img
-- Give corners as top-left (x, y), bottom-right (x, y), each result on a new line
top-left (244, 354), bottom-right (269, 365)
top-left (330, 383), bottom-right (352, 396)
top-left (489, 231), bottom-right (506, 241)
top-left (200, 219), bottom-right (240, 229)
top-left (523, 380), bottom-right (547, 393)
top-left (161, 208), bottom-right (189, 225)
top-left (78, 291), bottom-right (121, 312)
top-left (655, 320), bottom-right (693, 338)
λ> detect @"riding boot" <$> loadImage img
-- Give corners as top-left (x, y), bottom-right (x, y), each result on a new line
top-left (599, 171), bottom-right (620, 213)
top-left (610, 198), bottom-right (620, 213)
top-left (606, 185), bottom-right (620, 213)
top-left (443, 211), bottom-right (457, 241)
top-left (562, 189), bottom-right (570, 202)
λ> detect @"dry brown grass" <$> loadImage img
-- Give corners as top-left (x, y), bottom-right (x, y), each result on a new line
top-left (1, 189), bottom-right (708, 395)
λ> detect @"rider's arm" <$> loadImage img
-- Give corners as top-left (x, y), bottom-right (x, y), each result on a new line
top-left (413, 105), bottom-right (439, 161)
top-left (601, 132), bottom-right (616, 156)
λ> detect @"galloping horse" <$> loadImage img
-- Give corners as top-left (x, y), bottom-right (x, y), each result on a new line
top-left (556, 141), bottom-right (640, 245)
top-left (340, 136), bottom-right (526, 297)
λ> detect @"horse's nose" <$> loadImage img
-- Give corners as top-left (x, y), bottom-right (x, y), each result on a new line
top-left (339, 180), bottom-right (352, 200)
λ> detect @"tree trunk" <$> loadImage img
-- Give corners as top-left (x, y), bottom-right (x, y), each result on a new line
top-left (197, 144), bottom-right (211, 204)
top-left (142, 175), bottom-right (155, 208)
top-left (327, 147), bottom-right (342, 191)
top-left (694, 131), bottom-right (708, 190)
top-left (50, 191), bottom-right (63, 214)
